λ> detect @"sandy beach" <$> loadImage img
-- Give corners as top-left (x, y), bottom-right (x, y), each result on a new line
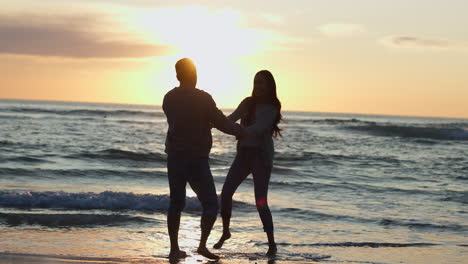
top-left (1, 246), bottom-right (467, 264)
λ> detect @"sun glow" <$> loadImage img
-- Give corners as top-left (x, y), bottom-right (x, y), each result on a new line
top-left (126, 6), bottom-right (276, 106)
top-left (131, 7), bottom-right (266, 58)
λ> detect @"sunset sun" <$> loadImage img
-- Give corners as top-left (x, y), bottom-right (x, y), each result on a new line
top-left (123, 6), bottom-right (273, 104)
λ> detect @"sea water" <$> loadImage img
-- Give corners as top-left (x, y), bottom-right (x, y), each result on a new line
top-left (0, 99), bottom-right (467, 263)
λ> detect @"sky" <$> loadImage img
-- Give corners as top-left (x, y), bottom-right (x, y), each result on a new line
top-left (1, 0), bottom-right (467, 118)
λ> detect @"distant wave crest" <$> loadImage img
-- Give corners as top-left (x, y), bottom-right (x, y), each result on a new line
top-left (0, 156), bottom-right (50, 163)
top-left (286, 117), bottom-right (468, 140)
top-left (256, 241), bottom-right (438, 248)
top-left (276, 207), bottom-right (467, 232)
top-left (287, 117), bottom-right (376, 125)
top-left (67, 148), bottom-right (167, 163)
top-left (379, 218), bottom-right (466, 231)
top-left (0, 140), bottom-right (16, 147)
top-left (0, 168), bottom-right (164, 179)
top-left (347, 123), bottom-right (468, 140)
top-left (1, 107), bottom-right (164, 118)
top-left (274, 151), bottom-right (401, 166)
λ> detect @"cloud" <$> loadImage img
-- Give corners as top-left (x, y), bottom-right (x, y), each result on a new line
top-left (0, 15), bottom-right (172, 58)
top-left (260, 13), bottom-right (285, 25)
top-left (318, 23), bottom-right (365, 37)
top-left (380, 36), bottom-right (468, 51)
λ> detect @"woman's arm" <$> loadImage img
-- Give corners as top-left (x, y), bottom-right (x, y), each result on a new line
top-left (227, 97), bottom-right (251, 122)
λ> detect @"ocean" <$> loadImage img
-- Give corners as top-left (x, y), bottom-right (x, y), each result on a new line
top-left (0, 99), bottom-right (467, 264)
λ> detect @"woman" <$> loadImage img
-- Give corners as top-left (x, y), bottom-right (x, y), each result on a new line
top-left (214, 70), bottom-right (282, 256)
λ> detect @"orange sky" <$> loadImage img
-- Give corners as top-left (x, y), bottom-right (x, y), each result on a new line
top-left (1, 1), bottom-right (467, 118)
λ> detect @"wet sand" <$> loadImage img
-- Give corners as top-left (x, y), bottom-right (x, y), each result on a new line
top-left (0, 252), bottom-right (321, 264)
top-left (0, 253), bottom-right (167, 264)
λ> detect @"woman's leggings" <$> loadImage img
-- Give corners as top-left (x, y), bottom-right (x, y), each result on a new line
top-left (220, 147), bottom-right (274, 232)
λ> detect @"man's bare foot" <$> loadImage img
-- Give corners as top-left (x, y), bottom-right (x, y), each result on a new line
top-left (169, 249), bottom-right (187, 260)
top-left (197, 246), bottom-right (220, 260)
top-left (266, 243), bottom-right (277, 257)
top-left (213, 232), bottom-right (231, 249)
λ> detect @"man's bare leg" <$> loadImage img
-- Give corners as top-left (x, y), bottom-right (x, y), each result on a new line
top-left (168, 212), bottom-right (187, 259)
top-left (197, 214), bottom-right (219, 259)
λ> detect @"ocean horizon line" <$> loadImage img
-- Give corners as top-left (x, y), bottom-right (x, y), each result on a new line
top-left (1, 97), bottom-right (467, 120)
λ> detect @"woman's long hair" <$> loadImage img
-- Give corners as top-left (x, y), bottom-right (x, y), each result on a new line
top-left (246, 70), bottom-right (282, 138)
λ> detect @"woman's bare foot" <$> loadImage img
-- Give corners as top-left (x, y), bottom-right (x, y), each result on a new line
top-left (266, 243), bottom-right (277, 257)
top-left (169, 249), bottom-right (187, 260)
top-left (197, 246), bottom-right (220, 260)
top-left (213, 232), bottom-right (231, 249)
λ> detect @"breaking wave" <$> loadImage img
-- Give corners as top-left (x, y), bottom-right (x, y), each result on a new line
top-left (0, 191), bottom-right (192, 211)
top-left (67, 148), bottom-right (167, 163)
top-left (0, 190), bottom-right (252, 212)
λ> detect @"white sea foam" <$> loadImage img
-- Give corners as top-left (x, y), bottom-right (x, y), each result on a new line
top-left (0, 191), bottom-right (201, 211)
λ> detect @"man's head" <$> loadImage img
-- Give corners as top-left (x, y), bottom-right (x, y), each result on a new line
top-left (175, 58), bottom-right (197, 87)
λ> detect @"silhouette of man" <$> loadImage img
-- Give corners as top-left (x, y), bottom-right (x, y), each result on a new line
top-left (163, 58), bottom-right (247, 260)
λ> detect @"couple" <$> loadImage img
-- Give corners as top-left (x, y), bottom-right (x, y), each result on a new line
top-left (162, 58), bottom-right (282, 261)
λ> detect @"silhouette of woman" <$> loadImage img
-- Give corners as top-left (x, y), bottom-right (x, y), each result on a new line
top-left (214, 70), bottom-right (282, 256)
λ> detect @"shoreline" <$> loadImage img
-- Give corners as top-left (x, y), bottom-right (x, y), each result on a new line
top-left (0, 252), bottom-right (168, 264)
top-left (0, 252), bottom-right (326, 264)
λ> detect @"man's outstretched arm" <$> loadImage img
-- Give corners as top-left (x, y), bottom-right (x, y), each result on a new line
top-left (206, 95), bottom-right (250, 138)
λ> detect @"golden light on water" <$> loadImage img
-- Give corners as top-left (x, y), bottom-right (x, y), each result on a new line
top-left (179, 225), bottom-right (200, 250)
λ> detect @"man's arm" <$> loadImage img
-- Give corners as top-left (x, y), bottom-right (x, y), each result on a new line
top-left (162, 93), bottom-right (169, 117)
top-left (206, 95), bottom-right (249, 137)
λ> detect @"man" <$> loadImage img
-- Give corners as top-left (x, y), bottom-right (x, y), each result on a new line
top-left (162, 58), bottom-right (247, 260)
